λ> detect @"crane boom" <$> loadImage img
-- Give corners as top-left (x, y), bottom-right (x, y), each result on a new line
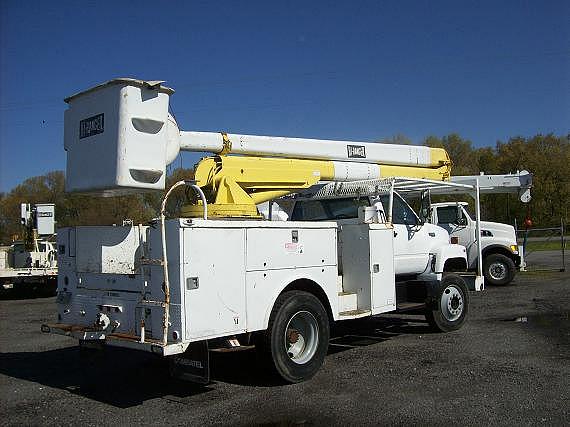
top-left (450, 171), bottom-right (532, 202)
top-left (187, 155), bottom-right (451, 217)
top-left (178, 131), bottom-right (450, 168)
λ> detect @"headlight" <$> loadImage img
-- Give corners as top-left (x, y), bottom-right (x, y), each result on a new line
top-left (510, 245), bottom-right (519, 253)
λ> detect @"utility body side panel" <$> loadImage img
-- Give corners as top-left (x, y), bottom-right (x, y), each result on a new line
top-left (162, 220), bottom-right (339, 341)
top-left (340, 223), bottom-right (396, 314)
top-left (57, 227), bottom-right (152, 340)
top-left (52, 219), bottom-right (417, 355)
top-left (75, 226), bottom-right (143, 275)
top-left (245, 228), bottom-right (336, 271)
top-left (181, 227), bottom-right (247, 340)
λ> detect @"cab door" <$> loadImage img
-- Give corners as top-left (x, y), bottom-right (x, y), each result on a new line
top-left (434, 205), bottom-right (474, 247)
top-left (379, 194), bottom-right (432, 276)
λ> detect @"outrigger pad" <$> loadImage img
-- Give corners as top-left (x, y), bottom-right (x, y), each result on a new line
top-left (169, 340), bottom-right (210, 384)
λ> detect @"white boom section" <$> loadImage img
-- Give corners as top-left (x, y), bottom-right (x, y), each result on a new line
top-left (450, 171), bottom-right (532, 203)
top-left (302, 177), bottom-right (472, 199)
top-left (327, 172), bottom-right (533, 201)
top-left (179, 131), bottom-right (437, 166)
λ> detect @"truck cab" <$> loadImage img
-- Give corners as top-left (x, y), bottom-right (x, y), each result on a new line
top-left (430, 202), bottom-right (520, 285)
top-left (11, 239), bottom-right (57, 269)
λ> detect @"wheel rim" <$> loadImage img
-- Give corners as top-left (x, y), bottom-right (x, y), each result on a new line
top-left (440, 285), bottom-right (464, 322)
top-left (488, 261), bottom-right (507, 281)
top-left (284, 311), bottom-right (319, 365)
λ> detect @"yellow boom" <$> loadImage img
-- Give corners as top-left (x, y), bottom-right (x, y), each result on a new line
top-left (182, 154), bottom-right (451, 218)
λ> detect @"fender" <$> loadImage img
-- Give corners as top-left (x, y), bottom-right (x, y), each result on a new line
top-left (482, 243), bottom-right (517, 258)
top-left (421, 244), bottom-right (468, 280)
top-left (480, 244), bottom-right (520, 269)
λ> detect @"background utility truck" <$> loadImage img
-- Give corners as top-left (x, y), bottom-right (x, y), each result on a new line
top-left (44, 78), bottom-right (482, 383)
top-left (1, 203), bottom-right (57, 293)
top-left (428, 171), bottom-right (532, 286)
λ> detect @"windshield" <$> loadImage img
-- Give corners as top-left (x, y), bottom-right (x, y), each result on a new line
top-left (290, 193), bottom-right (420, 226)
top-left (12, 243), bottom-right (25, 252)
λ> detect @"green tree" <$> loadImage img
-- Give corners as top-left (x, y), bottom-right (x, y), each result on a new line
top-left (424, 133), bottom-right (477, 175)
top-left (494, 134), bottom-right (570, 227)
top-left (0, 167), bottom-right (195, 244)
top-left (423, 133), bottom-right (569, 228)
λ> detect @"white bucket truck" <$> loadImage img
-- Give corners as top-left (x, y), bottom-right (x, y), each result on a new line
top-left (43, 79), bottom-right (479, 383)
top-left (1, 203), bottom-right (57, 292)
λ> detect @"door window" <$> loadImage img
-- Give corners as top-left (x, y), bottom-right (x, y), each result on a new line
top-left (378, 194), bottom-right (418, 225)
top-left (436, 206), bottom-right (460, 224)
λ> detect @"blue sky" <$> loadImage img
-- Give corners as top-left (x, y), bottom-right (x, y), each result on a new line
top-left (1, 0), bottom-right (568, 192)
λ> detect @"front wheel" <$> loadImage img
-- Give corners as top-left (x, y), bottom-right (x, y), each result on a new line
top-left (425, 274), bottom-right (469, 332)
top-left (259, 291), bottom-right (330, 383)
top-left (483, 253), bottom-right (516, 286)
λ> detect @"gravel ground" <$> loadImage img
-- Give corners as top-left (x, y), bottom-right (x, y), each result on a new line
top-left (1, 251), bottom-right (568, 426)
top-left (524, 249), bottom-right (566, 271)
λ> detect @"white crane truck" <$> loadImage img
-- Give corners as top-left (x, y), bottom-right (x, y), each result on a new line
top-left (429, 171), bottom-right (532, 286)
top-left (1, 203), bottom-right (57, 293)
top-left (44, 79), bottom-right (484, 383)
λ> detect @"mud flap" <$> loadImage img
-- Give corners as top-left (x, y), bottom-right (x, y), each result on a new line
top-left (396, 279), bottom-right (439, 308)
top-left (423, 280), bottom-right (441, 310)
top-left (169, 340), bottom-right (210, 384)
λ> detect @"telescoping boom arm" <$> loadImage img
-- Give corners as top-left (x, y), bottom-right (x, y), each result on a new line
top-left (63, 78), bottom-right (451, 217)
top-left (179, 130), bottom-right (449, 169)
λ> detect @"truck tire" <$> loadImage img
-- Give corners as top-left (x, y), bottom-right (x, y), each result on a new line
top-left (483, 253), bottom-right (516, 286)
top-left (259, 291), bottom-right (329, 383)
top-left (425, 274), bottom-right (469, 332)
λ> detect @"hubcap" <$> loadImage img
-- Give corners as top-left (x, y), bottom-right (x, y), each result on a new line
top-left (284, 311), bottom-right (319, 365)
top-left (489, 262), bottom-right (507, 281)
top-left (440, 285), bottom-right (464, 322)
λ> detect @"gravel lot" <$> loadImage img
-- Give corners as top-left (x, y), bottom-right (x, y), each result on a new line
top-left (1, 251), bottom-right (568, 426)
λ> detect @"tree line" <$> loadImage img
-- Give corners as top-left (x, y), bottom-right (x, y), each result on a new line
top-left (0, 167), bottom-right (195, 244)
top-left (423, 133), bottom-right (569, 229)
top-left (0, 133), bottom-right (568, 244)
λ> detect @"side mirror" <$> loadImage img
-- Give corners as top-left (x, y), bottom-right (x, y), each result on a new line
top-left (419, 190), bottom-right (431, 223)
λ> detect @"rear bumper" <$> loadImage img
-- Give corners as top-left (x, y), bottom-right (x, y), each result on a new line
top-left (41, 322), bottom-right (189, 356)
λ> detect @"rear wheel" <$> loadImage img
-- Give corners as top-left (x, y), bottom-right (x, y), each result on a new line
top-left (425, 274), bottom-right (469, 332)
top-left (259, 291), bottom-right (329, 383)
top-left (483, 253), bottom-right (516, 286)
